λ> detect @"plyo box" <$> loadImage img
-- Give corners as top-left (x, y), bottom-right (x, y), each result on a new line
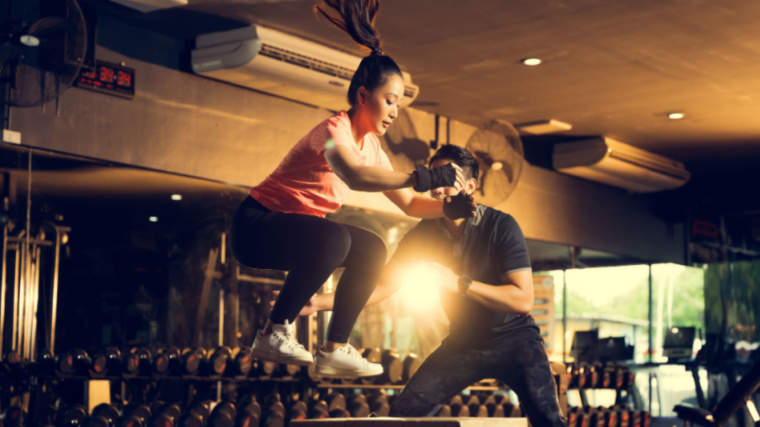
top-left (293, 417), bottom-right (528, 427)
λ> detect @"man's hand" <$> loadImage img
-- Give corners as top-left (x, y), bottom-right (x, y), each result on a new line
top-left (270, 290), bottom-right (318, 317)
top-left (419, 261), bottom-right (459, 293)
top-left (444, 191), bottom-right (477, 219)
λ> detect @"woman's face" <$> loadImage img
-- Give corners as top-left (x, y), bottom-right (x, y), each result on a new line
top-left (358, 73), bottom-right (404, 136)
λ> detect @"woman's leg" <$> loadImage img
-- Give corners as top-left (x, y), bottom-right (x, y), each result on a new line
top-left (229, 197), bottom-right (352, 325)
top-left (325, 223), bottom-right (387, 343)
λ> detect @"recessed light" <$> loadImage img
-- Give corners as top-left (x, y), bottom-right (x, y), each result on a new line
top-left (149, 216), bottom-right (159, 222)
top-left (668, 112), bottom-right (685, 120)
top-left (522, 58), bottom-right (542, 66)
top-left (171, 194), bottom-right (182, 201)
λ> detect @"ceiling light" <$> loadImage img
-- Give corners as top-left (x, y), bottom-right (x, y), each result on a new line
top-left (522, 58), bottom-right (542, 66)
top-left (668, 112), bottom-right (685, 120)
top-left (515, 119), bottom-right (572, 135)
top-left (149, 216), bottom-right (159, 222)
top-left (171, 194), bottom-right (183, 201)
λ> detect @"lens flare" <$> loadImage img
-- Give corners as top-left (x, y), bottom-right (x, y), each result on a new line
top-left (398, 264), bottom-right (441, 312)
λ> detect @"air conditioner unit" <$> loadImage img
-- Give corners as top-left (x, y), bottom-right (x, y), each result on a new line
top-left (191, 25), bottom-right (420, 111)
top-left (552, 136), bottom-right (690, 193)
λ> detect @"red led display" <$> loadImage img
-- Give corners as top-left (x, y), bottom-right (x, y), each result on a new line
top-left (75, 60), bottom-right (135, 99)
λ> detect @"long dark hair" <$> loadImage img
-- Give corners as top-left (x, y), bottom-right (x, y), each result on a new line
top-left (315, 0), bottom-right (403, 107)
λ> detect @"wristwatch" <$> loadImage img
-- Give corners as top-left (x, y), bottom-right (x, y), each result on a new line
top-left (458, 275), bottom-right (472, 296)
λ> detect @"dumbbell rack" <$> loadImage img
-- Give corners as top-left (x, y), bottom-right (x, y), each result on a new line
top-left (1, 348), bottom-right (568, 426)
top-left (565, 362), bottom-right (652, 427)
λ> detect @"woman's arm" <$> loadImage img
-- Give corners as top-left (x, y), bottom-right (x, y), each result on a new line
top-left (383, 188), bottom-right (446, 219)
top-left (325, 145), bottom-right (465, 192)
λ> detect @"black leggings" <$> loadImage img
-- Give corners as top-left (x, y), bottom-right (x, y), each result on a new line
top-left (389, 335), bottom-right (567, 426)
top-left (228, 196), bottom-right (386, 343)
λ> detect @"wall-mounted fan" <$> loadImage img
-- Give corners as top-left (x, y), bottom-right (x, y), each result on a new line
top-left (0, 0), bottom-right (87, 107)
top-left (465, 120), bottom-right (524, 206)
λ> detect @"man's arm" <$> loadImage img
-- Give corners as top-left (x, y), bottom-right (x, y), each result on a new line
top-left (421, 262), bottom-right (534, 315)
top-left (464, 269), bottom-right (534, 315)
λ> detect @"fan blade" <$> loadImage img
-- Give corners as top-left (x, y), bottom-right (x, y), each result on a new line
top-left (28, 16), bottom-right (74, 39)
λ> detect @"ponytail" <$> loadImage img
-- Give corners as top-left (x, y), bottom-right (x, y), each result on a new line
top-left (315, 0), bottom-right (403, 107)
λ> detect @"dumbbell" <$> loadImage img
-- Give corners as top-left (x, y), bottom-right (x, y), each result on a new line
top-left (238, 394), bottom-right (262, 418)
top-left (485, 401), bottom-right (504, 417)
top-left (326, 392), bottom-right (347, 413)
top-left (126, 348), bottom-right (153, 376)
top-left (307, 399), bottom-right (329, 419)
top-left (59, 405), bottom-right (87, 426)
top-left (509, 404), bottom-right (522, 418)
top-left (614, 406), bottom-right (631, 427)
top-left (184, 401), bottom-right (213, 426)
top-left (236, 401), bottom-right (261, 427)
top-left (437, 404), bottom-right (451, 417)
top-left (225, 348), bottom-right (252, 377)
top-left (262, 398), bottom-right (285, 427)
top-left (376, 349), bottom-right (402, 385)
top-left (120, 404), bottom-right (152, 427)
top-left (348, 394), bottom-right (370, 418)
top-left (120, 349), bottom-right (140, 378)
top-left (57, 349), bottom-right (91, 376)
top-left (208, 401), bottom-right (237, 427)
top-left (149, 348), bottom-right (173, 377)
top-left (587, 363), bottom-right (601, 389)
top-left (570, 365), bottom-right (583, 388)
top-left (287, 402), bottom-right (308, 422)
top-left (366, 391), bottom-right (389, 417)
top-left (180, 348), bottom-right (204, 376)
top-left (277, 363), bottom-right (300, 379)
top-left (401, 353), bottom-right (421, 384)
top-left (1, 350), bottom-right (23, 380)
top-left (253, 359), bottom-right (277, 379)
top-left (91, 403), bottom-right (120, 426)
top-left (1, 407), bottom-right (25, 427)
top-left (203, 347), bottom-right (231, 377)
top-left (449, 402), bottom-right (469, 417)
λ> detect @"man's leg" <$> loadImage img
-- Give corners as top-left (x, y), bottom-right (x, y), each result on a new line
top-left (491, 337), bottom-right (567, 427)
top-left (389, 339), bottom-right (485, 417)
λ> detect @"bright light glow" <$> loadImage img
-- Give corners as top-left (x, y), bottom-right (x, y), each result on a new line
top-left (397, 264), bottom-right (441, 312)
top-left (171, 194), bottom-right (183, 201)
top-left (668, 112), bottom-right (685, 120)
top-left (522, 58), bottom-right (542, 66)
top-left (149, 216), bottom-right (159, 222)
top-left (491, 162), bottom-right (503, 171)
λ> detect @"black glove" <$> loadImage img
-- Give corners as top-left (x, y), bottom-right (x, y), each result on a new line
top-left (413, 163), bottom-right (457, 192)
top-left (444, 192), bottom-right (476, 220)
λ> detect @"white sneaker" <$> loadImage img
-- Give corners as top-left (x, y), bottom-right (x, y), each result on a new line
top-left (249, 321), bottom-right (313, 366)
top-left (314, 344), bottom-right (384, 378)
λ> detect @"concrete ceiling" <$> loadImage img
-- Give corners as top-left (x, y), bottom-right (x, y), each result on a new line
top-left (177, 0), bottom-right (760, 175)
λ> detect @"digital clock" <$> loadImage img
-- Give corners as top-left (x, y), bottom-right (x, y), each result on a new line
top-left (75, 60), bottom-right (135, 99)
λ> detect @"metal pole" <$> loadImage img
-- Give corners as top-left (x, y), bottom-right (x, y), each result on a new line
top-left (648, 263), bottom-right (653, 412)
top-left (50, 227), bottom-right (63, 354)
top-left (11, 239), bottom-right (20, 351)
top-left (30, 245), bottom-right (41, 360)
top-left (0, 224), bottom-right (7, 355)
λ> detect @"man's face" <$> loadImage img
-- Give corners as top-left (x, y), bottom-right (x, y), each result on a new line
top-left (429, 158), bottom-right (477, 201)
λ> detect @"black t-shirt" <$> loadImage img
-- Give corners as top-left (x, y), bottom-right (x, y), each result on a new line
top-left (390, 204), bottom-right (540, 347)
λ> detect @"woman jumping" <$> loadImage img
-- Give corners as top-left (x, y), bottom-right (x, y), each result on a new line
top-left (229, 0), bottom-right (474, 377)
